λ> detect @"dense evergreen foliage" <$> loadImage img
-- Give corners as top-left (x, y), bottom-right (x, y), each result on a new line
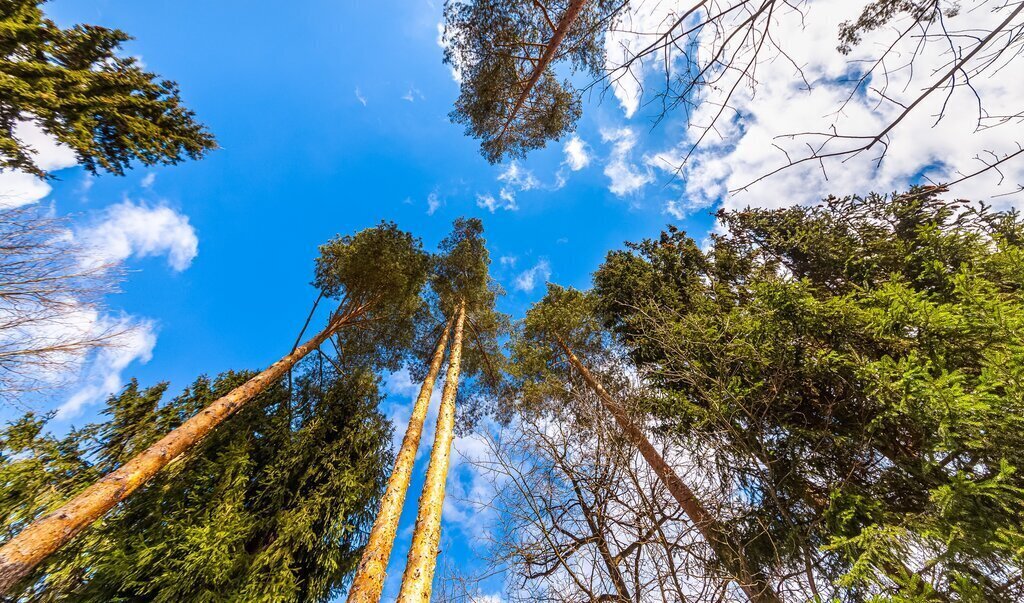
top-left (594, 190), bottom-right (1024, 600)
top-left (0, 0), bottom-right (216, 177)
top-left (0, 364), bottom-right (392, 602)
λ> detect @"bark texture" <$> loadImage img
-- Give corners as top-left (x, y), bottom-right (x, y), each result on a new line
top-left (346, 320), bottom-right (452, 603)
top-left (556, 338), bottom-right (781, 603)
top-left (396, 302), bottom-right (466, 602)
top-left (0, 309), bottom-right (358, 596)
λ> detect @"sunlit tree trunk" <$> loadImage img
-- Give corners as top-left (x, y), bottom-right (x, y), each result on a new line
top-left (346, 320), bottom-right (452, 603)
top-left (556, 337), bottom-right (782, 603)
top-left (396, 302), bottom-right (466, 602)
top-left (0, 306), bottom-right (365, 596)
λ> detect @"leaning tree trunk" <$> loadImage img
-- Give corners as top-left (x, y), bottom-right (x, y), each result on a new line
top-left (395, 302), bottom-right (466, 603)
top-left (0, 305), bottom-right (365, 596)
top-left (346, 320), bottom-right (452, 603)
top-left (556, 337), bottom-right (781, 603)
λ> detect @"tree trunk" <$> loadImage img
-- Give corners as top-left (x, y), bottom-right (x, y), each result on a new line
top-left (497, 0), bottom-right (589, 141)
top-left (396, 302), bottom-right (466, 603)
top-left (0, 307), bottom-right (362, 596)
top-left (346, 320), bottom-right (452, 603)
top-left (556, 337), bottom-right (781, 603)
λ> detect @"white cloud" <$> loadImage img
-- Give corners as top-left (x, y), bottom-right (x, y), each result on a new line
top-left (437, 21), bottom-right (462, 83)
top-left (427, 191), bottom-right (443, 215)
top-left (76, 201), bottom-right (199, 272)
top-left (601, 127), bottom-right (653, 196)
top-left (0, 121), bottom-right (78, 209)
top-left (476, 191), bottom-right (518, 213)
top-left (402, 87), bottom-right (424, 102)
top-left (604, 3), bottom-right (683, 118)
top-left (355, 87), bottom-right (368, 106)
top-left (497, 161), bottom-right (539, 191)
top-left (610, 0), bottom-right (1024, 209)
top-left (140, 172), bottom-right (156, 189)
top-left (57, 316), bottom-right (157, 418)
top-left (563, 135), bottom-right (591, 171)
top-left (513, 259), bottom-right (551, 293)
top-left (499, 255), bottom-right (517, 268)
top-left (664, 199), bottom-right (686, 220)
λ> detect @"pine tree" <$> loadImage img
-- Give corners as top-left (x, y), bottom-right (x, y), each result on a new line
top-left (592, 190), bottom-right (1024, 599)
top-left (0, 362), bottom-right (393, 602)
top-left (345, 319), bottom-right (452, 603)
top-left (514, 284), bottom-right (781, 603)
top-left (395, 218), bottom-right (506, 602)
top-left (0, 0), bottom-right (216, 177)
top-left (0, 222), bottom-right (429, 594)
top-left (443, 0), bottom-right (621, 163)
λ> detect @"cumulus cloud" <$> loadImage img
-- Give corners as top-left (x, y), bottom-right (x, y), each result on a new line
top-left (514, 259), bottom-right (551, 293)
top-left (563, 135), bottom-right (591, 171)
top-left (601, 127), bottom-right (653, 196)
top-left (0, 121), bottom-right (78, 209)
top-left (609, 0), bottom-right (1024, 209)
top-left (76, 201), bottom-right (199, 272)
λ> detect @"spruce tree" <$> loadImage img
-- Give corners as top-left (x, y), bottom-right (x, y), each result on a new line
top-left (593, 190), bottom-right (1024, 600)
top-left (0, 362), bottom-right (392, 602)
top-left (0, 0), bottom-right (216, 177)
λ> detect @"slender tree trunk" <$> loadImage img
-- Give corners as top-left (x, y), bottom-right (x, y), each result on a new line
top-left (346, 320), bottom-right (452, 603)
top-left (0, 306), bottom-right (363, 596)
top-left (555, 337), bottom-right (781, 603)
top-left (396, 302), bottom-right (466, 602)
top-left (497, 0), bottom-right (589, 141)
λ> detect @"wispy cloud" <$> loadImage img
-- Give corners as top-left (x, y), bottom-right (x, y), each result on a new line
top-left (427, 191), bottom-right (443, 215)
top-left (355, 87), bottom-right (368, 106)
top-left (476, 191), bottom-right (517, 213)
top-left (514, 259), bottom-right (551, 293)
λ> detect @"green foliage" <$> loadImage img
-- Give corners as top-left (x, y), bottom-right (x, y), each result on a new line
top-left (592, 190), bottom-right (1024, 599)
top-left (0, 365), bottom-right (392, 602)
top-left (443, 0), bottom-right (621, 163)
top-left (432, 218), bottom-right (510, 429)
top-left (0, 0), bottom-right (216, 176)
top-left (314, 221), bottom-right (430, 371)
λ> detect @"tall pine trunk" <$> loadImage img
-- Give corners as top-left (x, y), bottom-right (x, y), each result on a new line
top-left (556, 337), bottom-right (781, 603)
top-left (0, 306), bottom-right (363, 595)
top-left (396, 302), bottom-right (466, 602)
top-left (346, 320), bottom-right (452, 603)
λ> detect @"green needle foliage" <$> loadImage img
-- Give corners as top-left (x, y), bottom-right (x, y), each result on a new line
top-left (0, 363), bottom-right (392, 603)
top-left (0, 0), bottom-right (216, 177)
top-left (443, 0), bottom-right (621, 163)
top-left (593, 189), bottom-right (1024, 600)
top-left (432, 217), bottom-right (509, 429)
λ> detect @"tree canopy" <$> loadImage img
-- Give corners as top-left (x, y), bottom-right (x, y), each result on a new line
top-left (0, 362), bottom-right (392, 602)
top-left (443, 0), bottom-right (621, 163)
top-left (0, 0), bottom-right (216, 177)
top-left (593, 190), bottom-right (1024, 600)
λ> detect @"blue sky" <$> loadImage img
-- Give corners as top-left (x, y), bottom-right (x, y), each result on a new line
top-left (11, 0), bottom-right (715, 599)
top-left (9, 0), bottom-right (1024, 600)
